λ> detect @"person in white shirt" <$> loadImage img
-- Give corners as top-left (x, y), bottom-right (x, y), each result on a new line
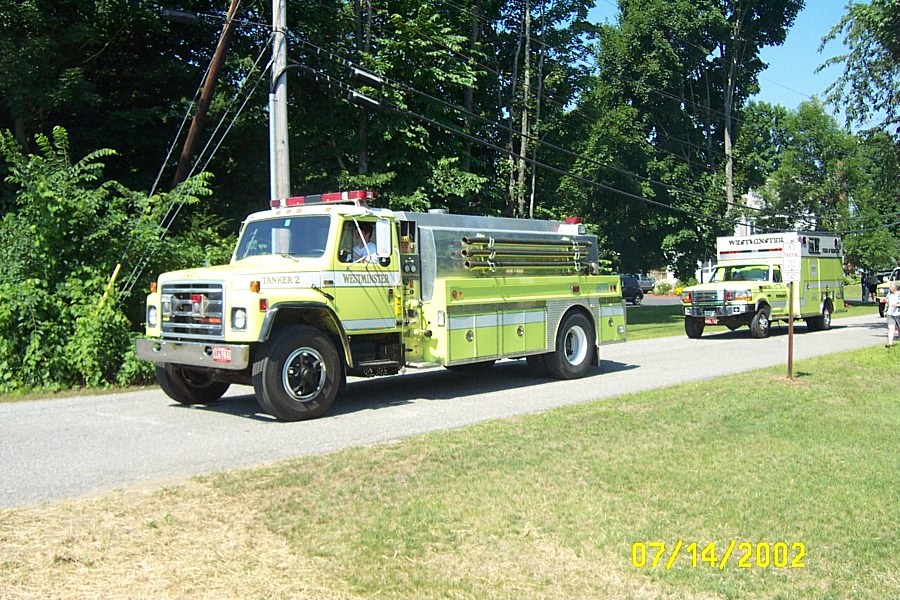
top-left (886, 281), bottom-right (900, 347)
top-left (352, 222), bottom-right (376, 261)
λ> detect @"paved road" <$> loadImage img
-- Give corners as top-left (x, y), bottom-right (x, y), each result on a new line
top-left (0, 314), bottom-right (888, 509)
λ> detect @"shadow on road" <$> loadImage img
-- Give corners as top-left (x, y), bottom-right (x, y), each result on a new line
top-left (175, 357), bottom-right (638, 422)
top-left (686, 319), bottom-right (881, 341)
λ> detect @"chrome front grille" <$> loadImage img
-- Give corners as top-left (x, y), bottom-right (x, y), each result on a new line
top-left (160, 282), bottom-right (225, 339)
top-left (692, 290), bottom-right (722, 304)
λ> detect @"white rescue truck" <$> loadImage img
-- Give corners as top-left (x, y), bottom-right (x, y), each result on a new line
top-left (136, 191), bottom-right (627, 421)
top-left (680, 232), bottom-right (845, 338)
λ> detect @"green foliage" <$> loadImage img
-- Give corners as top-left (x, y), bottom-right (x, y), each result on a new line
top-left (0, 127), bottom-right (229, 392)
top-left (820, 0), bottom-right (900, 133)
top-left (653, 281), bottom-right (673, 295)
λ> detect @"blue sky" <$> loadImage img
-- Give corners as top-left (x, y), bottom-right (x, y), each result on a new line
top-left (588, 1), bottom-right (852, 114)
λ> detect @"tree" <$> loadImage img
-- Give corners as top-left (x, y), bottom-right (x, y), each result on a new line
top-left (753, 99), bottom-right (860, 232)
top-left (819, 0), bottom-right (900, 134)
top-left (711, 0), bottom-right (803, 208)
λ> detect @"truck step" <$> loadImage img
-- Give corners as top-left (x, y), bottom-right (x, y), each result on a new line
top-left (403, 361), bottom-right (442, 370)
top-left (352, 359), bottom-right (401, 377)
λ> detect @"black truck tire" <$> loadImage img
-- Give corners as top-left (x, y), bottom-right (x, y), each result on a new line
top-left (750, 305), bottom-right (771, 338)
top-left (545, 312), bottom-right (595, 380)
top-left (156, 364), bottom-right (230, 405)
top-left (252, 325), bottom-right (341, 421)
top-left (684, 317), bottom-right (705, 339)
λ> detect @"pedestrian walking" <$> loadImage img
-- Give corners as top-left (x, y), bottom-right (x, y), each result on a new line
top-left (886, 282), bottom-right (900, 347)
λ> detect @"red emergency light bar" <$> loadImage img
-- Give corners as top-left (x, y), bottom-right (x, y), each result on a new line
top-left (269, 189), bottom-right (375, 208)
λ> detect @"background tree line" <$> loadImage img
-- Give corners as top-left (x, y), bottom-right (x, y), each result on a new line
top-left (0, 0), bottom-right (897, 392)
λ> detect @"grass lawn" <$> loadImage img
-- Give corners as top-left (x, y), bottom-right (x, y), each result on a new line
top-left (2, 346), bottom-right (897, 599)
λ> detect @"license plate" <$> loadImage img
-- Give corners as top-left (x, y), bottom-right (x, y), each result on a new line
top-left (212, 346), bottom-right (232, 363)
top-left (705, 316), bottom-right (718, 325)
top-left (704, 310), bottom-right (715, 317)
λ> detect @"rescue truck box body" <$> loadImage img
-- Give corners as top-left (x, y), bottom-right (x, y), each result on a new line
top-left (136, 191), bottom-right (626, 421)
top-left (680, 232), bottom-right (845, 338)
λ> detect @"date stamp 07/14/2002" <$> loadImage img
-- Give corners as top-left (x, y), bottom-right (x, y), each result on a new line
top-left (631, 541), bottom-right (806, 570)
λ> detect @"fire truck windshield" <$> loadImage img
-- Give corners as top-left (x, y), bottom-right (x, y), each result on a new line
top-left (710, 265), bottom-right (773, 283)
top-left (235, 215), bottom-right (331, 260)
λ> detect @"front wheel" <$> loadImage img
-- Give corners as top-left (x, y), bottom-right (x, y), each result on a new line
top-left (750, 306), bottom-right (771, 338)
top-left (252, 325), bottom-right (341, 421)
top-left (632, 292), bottom-right (643, 306)
top-left (684, 317), bottom-right (705, 339)
top-left (545, 312), bottom-right (595, 380)
top-left (155, 364), bottom-right (230, 405)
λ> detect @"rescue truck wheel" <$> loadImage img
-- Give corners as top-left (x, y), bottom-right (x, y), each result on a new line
top-left (684, 317), bottom-right (705, 339)
top-left (750, 306), bottom-right (771, 338)
top-left (546, 312), bottom-right (594, 380)
top-left (155, 364), bottom-right (230, 405)
top-left (810, 304), bottom-right (833, 331)
top-left (823, 305), bottom-right (833, 330)
top-left (253, 325), bottom-right (340, 421)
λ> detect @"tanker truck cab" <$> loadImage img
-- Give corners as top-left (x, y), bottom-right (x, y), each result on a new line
top-left (681, 232), bottom-right (845, 339)
top-left (137, 190), bottom-right (626, 422)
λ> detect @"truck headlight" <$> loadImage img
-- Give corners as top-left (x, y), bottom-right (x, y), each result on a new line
top-left (231, 307), bottom-right (247, 331)
top-left (148, 305), bottom-right (158, 328)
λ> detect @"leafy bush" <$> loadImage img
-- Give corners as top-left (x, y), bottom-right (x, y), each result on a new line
top-left (653, 281), bottom-right (673, 295)
top-left (0, 127), bottom-right (230, 392)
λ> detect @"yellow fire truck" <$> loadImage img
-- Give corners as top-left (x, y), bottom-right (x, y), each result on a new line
top-left (135, 191), bottom-right (626, 421)
top-left (680, 232), bottom-right (845, 338)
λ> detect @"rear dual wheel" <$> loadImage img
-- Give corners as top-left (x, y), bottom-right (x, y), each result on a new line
top-left (545, 312), bottom-right (595, 380)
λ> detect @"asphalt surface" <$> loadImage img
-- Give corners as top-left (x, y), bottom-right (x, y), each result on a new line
top-left (0, 312), bottom-right (890, 509)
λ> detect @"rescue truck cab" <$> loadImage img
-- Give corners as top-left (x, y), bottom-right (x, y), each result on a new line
top-left (136, 191), bottom-right (627, 421)
top-left (875, 268), bottom-right (900, 317)
top-left (680, 232), bottom-right (845, 338)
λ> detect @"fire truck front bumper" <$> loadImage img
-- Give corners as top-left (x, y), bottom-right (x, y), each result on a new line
top-left (135, 339), bottom-right (251, 370)
top-left (684, 304), bottom-right (754, 318)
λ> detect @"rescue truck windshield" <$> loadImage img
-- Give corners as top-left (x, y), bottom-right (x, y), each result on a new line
top-left (710, 264), bottom-right (777, 283)
top-left (235, 215), bottom-right (331, 260)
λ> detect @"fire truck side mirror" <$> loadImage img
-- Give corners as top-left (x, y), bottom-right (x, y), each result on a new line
top-left (375, 219), bottom-right (392, 258)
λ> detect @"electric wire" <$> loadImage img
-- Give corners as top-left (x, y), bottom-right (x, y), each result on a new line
top-left (117, 32), bottom-right (274, 303)
top-left (289, 59), bottom-right (763, 230)
top-left (193, 2), bottom-right (900, 230)
top-left (297, 38), bottom-right (750, 213)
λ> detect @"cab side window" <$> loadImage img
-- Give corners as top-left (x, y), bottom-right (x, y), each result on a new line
top-left (338, 220), bottom-right (376, 263)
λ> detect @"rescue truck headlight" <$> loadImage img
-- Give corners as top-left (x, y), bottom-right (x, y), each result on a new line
top-left (147, 305), bottom-right (158, 328)
top-left (681, 291), bottom-right (692, 303)
top-left (232, 308), bottom-right (247, 331)
top-left (725, 289), bottom-right (752, 302)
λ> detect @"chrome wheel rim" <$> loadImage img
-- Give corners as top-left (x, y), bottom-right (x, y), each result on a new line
top-left (564, 326), bottom-right (589, 365)
top-left (283, 347), bottom-right (327, 402)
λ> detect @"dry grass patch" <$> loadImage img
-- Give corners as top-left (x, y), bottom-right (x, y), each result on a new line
top-left (0, 483), bottom-right (356, 600)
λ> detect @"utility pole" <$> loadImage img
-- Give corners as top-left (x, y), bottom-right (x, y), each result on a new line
top-left (172, 0), bottom-right (242, 188)
top-left (270, 0), bottom-right (290, 201)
